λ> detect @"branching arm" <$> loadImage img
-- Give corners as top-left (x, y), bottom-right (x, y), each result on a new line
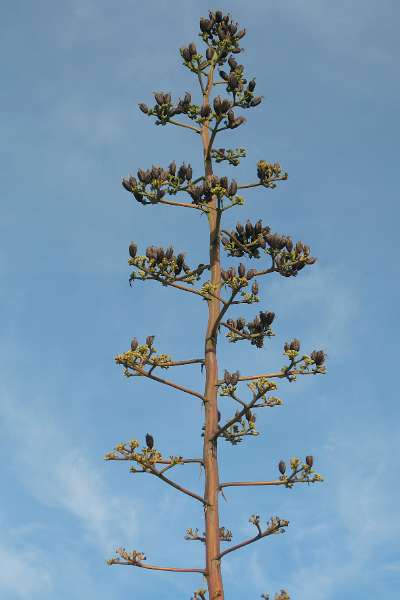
top-left (131, 365), bottom-right (206, 401)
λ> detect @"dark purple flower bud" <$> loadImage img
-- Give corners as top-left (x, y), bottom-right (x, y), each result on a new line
top-left (221, 98), bottom-right (231, 113)
top-left (215, 10), bottom-right (223, 22)
top-left (252, 281), bottom-right (259, 295)
top-left (176, 253), bottom-right (185, 267)
top-left (213, 95), bottom-right (223, 115)
top-left (236, 28), bottom-right (246, 39)
top-left (285, 237), bottom-right (293, 252)
top-left (156, 247), bottom-right (164, 262)
top-left (311, 350), bottom-right (326, 366)
top-left (145, 433), bottom-right (154, 449)
top-left (220, 176), bottom-right (228, 190)
top-left (178, 163), bottom-right (187, 180)
top-left (245, 220), bottom-right (253, 238)
top-left (181, 46), bottom-right (191, 61)
top-left (224, 370), bottom-right (232, 385)
top-left (306, 256), bottom-right (317, 265)
top-left (219, 70), bottom-right (229, 80)
top-left (168, 161), bottom-right (176, 176)
top-left (130, 338), bottom-right (139, 351)
top-left (289, 338), bottom-right (301, 352)
top-left (228, 180), bottom-right (238, 196)
top-left (154, 92), bottom-right (165, 106)
top-left (200, 18), bottom-right (212, 33)
top-left (206, 47), bottom-right (214, 61)
top-left (228, 23), bottom-right (238, 35)
top-left (146, 335), bottom-right (155, 348)
top-left (228, 56), bottom-right (238, 70)
top-left (232, 116), bottom-right (246, 128)
top-left (246, 269), bottom-right (257, 280)
top-left (250, 96), bottom-right (262, 107)
top-left (200, 104), bottom-right (212, 118)
top-left (260, 311), bottom-right (275, 326)
top-left (165, 246), bottom-right (174, 259)
top-left (230, 370), bottom-right (240, 385)
top-left (129, 242), bottom-right (137, 258)
top-left (163, 92), bottom-right (171, 104)
top-left (138, 103), bottom-right (149, 114)
top-left (306, 455), bottom-right (314, 468)
top-left (237, 318), bottom-right (246, 330)
top-left (238, 263), bottom-right (246, 278)
top-left (236, 222), bottom-right (244, 234)
top-left (248, 79), bottom-right (256, 92)
top-left (295, 241), bottom-right (304, 254)
top-left (186, 165), bottom-right (193, 181)
top-left (278, 460), bottom-right (286, 475)
top-left (228, 73), bottom-right (239, 89)
top-left (188, 42), bottom-right (197, 56)
top-left (221, 270), bottom-right (228, 281)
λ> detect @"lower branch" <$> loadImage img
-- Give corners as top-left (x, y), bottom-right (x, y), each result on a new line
top-left (108, 549), bottom-right (205, 574)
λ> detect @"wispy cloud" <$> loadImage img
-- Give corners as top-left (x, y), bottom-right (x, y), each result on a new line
top-left (0, 392), bottom-right (136, 551)
top-left (0, 541), bottom-right (52, 599)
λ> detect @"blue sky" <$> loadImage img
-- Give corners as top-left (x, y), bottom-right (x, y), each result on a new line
top-left (1, 1), bottom-right (399, 598)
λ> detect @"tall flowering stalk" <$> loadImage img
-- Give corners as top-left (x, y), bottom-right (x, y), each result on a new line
top-left (105, 10), bottom-right (326, 600)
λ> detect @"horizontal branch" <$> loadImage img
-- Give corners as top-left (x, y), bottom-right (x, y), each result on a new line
top-left (110, 560), bottom-right (205, 574)
top-left (148, 358), bottom-right (204, 368)
top-left (149, 465), bottom-right (206, 504)
top-left (220, 479), bottom-right (306, 489)
top-left (217, 369), bottom-right (324, 385)
top-left (167, 119), bottom-right (201, 134)
top-left (158, 198), bottom-right (200, 210)
top-left (132, 365), bottom-right (206, 401)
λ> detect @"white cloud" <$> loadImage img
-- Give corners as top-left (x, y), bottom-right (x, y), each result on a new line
top-left (0, 393), bottom-right (136, 552)
top-left (0, 542), bottom-right (52, 599)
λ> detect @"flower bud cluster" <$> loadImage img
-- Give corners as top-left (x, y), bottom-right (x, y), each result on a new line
top-left (219, 527), bottom-right (233, 542)
top-left (283, 343), bottom-right (327, 375)
top-left (185, 528), bottom-right (205, 542)
top-left (107, 547), bottom-right (146, 566)
top-left (247, 378), bottom-right (278, 401)
top-left (187, 174), bottom-right (239, 205)
top-left (219, 57), bottom-right (262, 109)
top-left (115, 336), bottom-right (172, 377)
top-left (211, 146), bottom-right (246, 166)
top-left (262, 591), bottom-right (291, 600)
top-left (139, 91), bottom-right (199, 125)
top-left (225, 310), bottom-right (275, 348)
top-left (277, 455), bottom-right (323, 487)
top-left (221, 414), bottom-right (258, 445)
top-left (219, 370), bottom-right (240, 396)
top-left (199, 11), bottom-right (245, 63)
top-left (249, 514), bottom-right (289, 535)
top-left (122, 161), bottom-right (195, 205)
top-left (128, 242), bottom-right (208, 286)
top-left (222, 221), bottom-right (317, 278)
top-left (222, 219), bottom-right (271, 258)
top-left (221, 264), bottom-right (256, 291)
top-left (257, 160), bottom-right (288, 187)
top-left (192, 589), bottom-right (207, 600)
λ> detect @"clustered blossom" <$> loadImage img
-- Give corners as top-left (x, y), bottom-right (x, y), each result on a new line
top-left (128, 241), bottom-right (208, 286)
top-left (211, 146), bottom-right (246, 166)
top-left (277, 455), bottom-right (324, 487)
top-left (222, 219), bottom-right (316, 277)
top-left (115, 336), bottom-right (172, 376)
top-left (122, 161), bottom-right (195, 205)
top-left (225, 310), bottom-right (275, 348)
top-left (187, 174), bottom-right (240, 206)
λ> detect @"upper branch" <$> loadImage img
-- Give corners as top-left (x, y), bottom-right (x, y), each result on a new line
top-left (217, 515), bottom-right (288, 560)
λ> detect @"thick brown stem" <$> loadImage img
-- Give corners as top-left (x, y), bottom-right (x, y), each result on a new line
top-left (202, 63), bottom-right (224, 600)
